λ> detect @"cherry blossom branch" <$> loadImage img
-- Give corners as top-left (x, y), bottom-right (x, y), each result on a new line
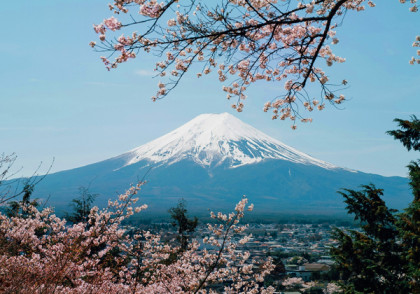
top-left (92, 0), bottom-right (418, 128)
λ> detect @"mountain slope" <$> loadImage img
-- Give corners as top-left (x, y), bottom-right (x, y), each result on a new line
top-left (29, 113), bottom-right (410, 215)
top-left (116, 113), bottom-right (338, 169)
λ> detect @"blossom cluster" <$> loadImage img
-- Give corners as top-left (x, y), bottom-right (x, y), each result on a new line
top-left (410, 35), bottom-right (420, 65)
top-left (92, 0), bottom-right (417, 127)
top-left (0, 183), bottom-right (275, 293)
top-left (281, 277), bottom-right (342, 293)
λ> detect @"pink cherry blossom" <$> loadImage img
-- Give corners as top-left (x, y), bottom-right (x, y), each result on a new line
top-left (0, 183), bottom-right (277, 293)
top-left (103, 16), bottom-right (121, 31)
top-left (91, 0), bottom-right (417, 126)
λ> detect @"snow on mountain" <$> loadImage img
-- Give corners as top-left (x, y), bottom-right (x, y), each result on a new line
top-left (28, 112), bottom-right (410, 213)
top-left (119, 113), bottom-right (338, 170)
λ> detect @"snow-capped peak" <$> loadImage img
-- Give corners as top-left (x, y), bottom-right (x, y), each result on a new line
top-left (121, 113), bottom-right (338, 169)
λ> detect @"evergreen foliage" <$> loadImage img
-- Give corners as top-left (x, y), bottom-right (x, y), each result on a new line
top-left (168, 199), bottom-right (198, 251)
top-left (66, 186), bottom-right (98, 223)
top-left (4, 183), bottom-right (39, 218)
top-left (387, 115), bottom-right (420, 152)
top-left (331, 116), bottom-right (420, 293)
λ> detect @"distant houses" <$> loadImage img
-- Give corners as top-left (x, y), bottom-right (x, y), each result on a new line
top-left (285, 263), bottom-right (331, 282)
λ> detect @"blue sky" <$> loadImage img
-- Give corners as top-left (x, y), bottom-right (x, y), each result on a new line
top-left (1, 1), bottom-right (419, 178)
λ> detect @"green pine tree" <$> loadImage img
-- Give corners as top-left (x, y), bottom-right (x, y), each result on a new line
top-left (5, 183), bottom-right (39, 218)
top-left (65, 186), bottom-right (98, 223)
top-left (168, 199), bottom-right (198, 251)
top-left (388, 115), bottom-right (420, 291)
top-left (331, 115), bottom-right (420, 293)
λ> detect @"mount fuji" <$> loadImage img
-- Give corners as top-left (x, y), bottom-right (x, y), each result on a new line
top-left (120, 113), bottom-right (337, 170)
top-left (31, 113), bottom-right (410, 215)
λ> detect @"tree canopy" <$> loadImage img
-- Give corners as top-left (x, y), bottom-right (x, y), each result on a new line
top-left (93, 0), bottom-right (418, 126)
top-left (168, 199), bottom-right (198, 251)
top-left (331, 115), bottom-right (420, 293)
